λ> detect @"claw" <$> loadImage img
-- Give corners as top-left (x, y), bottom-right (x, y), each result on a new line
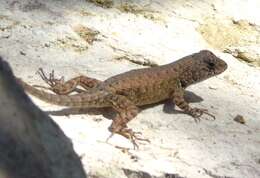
top-left (106, 128), bottom-right (150, 149)
top-left (202, 111), bottom-right (216, 120)
top-left (36, 68), bottom-right (53, 86)
top-left (190, 108), bottom-right (216, 122)
top-left (106, 132), bottom-right (114, 142)
top-left (36, 68), bottom-right (64, 88)
top-left (119, 128), bottom-right (150, 149)
top-left (193, 117), bottom-right (201, 123)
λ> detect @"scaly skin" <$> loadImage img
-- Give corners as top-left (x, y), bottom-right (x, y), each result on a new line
top-left (17, 50), bottom-right (227, 148)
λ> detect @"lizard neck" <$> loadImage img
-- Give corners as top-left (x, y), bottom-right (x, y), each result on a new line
top-left (167, 62), bottom-right (200, 88)
top-left (179, 69), bottom-right (194, 88)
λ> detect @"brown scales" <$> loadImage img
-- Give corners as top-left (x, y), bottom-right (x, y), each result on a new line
top-left (17, 50), bottom-right (227, 148)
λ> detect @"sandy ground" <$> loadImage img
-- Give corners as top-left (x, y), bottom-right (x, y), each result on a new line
top-left (1, 0), bottom-right (260, 177)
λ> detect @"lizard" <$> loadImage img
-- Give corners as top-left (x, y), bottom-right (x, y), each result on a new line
top-left (17, 50), bottom-right (227, 148)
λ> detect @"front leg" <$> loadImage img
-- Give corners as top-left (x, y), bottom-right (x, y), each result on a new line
top-left (35, 68), bottom-right (102, 95)
top-left (171, 82), bottom-right (215, 122)
top-left (107, 94), bottom-right (149, 149)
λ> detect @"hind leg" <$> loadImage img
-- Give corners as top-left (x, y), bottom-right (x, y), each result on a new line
top-left (34, 68), bottom-right (102, 95)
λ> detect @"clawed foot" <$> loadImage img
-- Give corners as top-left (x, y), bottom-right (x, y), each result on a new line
top-left (189, 107), bottom-right (216, 122)
top-left (33, 68), bottom-right (65, 93)
top-left (120, 128), bottom-right (150, 149)
top-left (107, 128), bottom-right (150, 149)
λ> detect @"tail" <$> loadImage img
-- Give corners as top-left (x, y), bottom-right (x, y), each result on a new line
top-left (16, 78), bottom-right (110, 108)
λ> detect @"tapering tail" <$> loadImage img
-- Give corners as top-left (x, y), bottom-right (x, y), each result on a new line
top-left (16, 78), bottom-right (110, 108)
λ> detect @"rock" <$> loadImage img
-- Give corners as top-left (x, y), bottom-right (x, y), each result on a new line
top-left (224, 45), bottom-right (260, 66)
top-left (1, 0), bottom-right (260, 178)
top-left (0, 57), bottom-right (86, 178)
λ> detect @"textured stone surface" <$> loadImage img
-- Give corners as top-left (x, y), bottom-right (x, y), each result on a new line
top-left (1, 0), bottom-right (260, 178)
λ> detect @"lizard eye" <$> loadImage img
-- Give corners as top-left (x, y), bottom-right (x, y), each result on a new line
top-left (207, 61), bottom-right (215, 69)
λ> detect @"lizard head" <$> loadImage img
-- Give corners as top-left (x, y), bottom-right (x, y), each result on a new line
top-left (195, 50), bottom-right (227, 75)
top-left (181, 50), bottom-right (227, 87)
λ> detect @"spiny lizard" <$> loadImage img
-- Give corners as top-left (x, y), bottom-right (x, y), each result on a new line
top-left (17, 50), bottom-right (227, 148)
